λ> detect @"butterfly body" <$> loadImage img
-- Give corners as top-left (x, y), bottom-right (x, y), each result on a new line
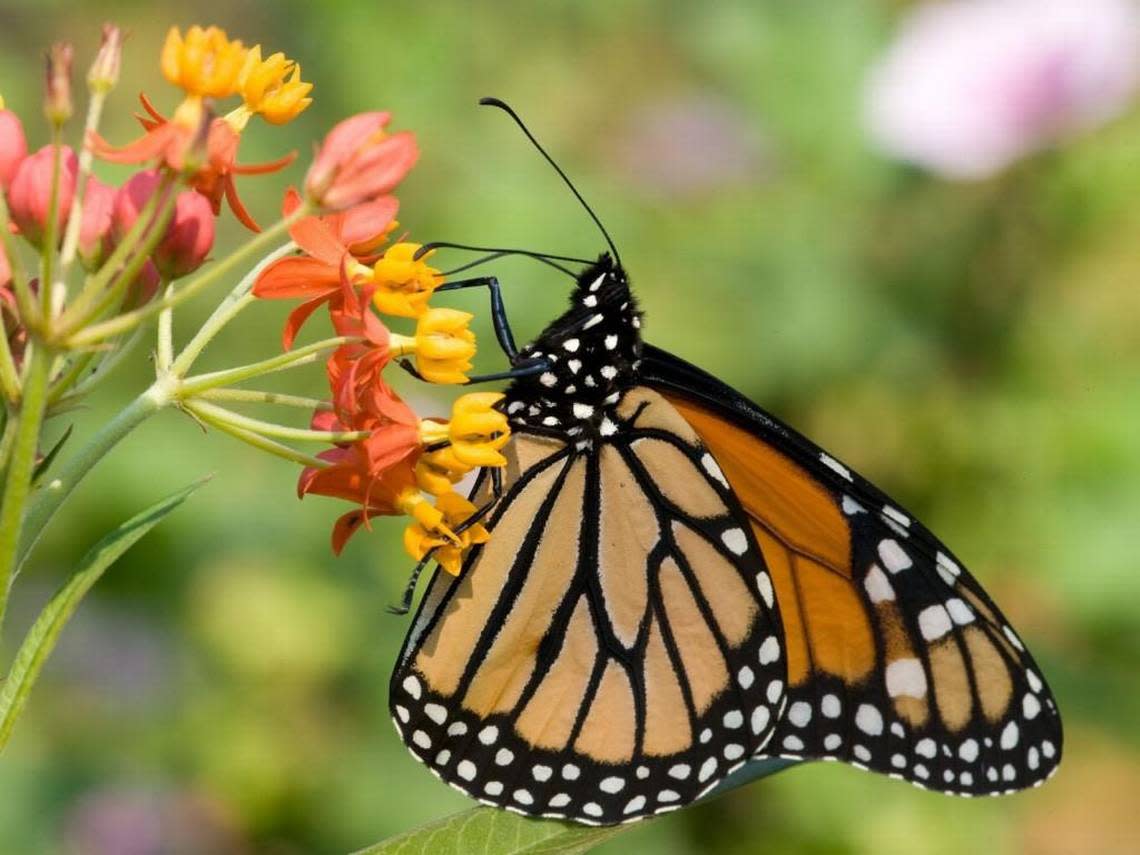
top-left (390, 255), bottom-right (1062, 825)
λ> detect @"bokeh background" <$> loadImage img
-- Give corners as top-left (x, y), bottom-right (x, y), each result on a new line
top-left (1, 0), bottom-right (1138, 852)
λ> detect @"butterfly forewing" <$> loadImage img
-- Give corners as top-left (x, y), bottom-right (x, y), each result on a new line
top-left (390, 389), bottom-right (787, 825)
top-left (648, 348), bottom-right (1063, 797)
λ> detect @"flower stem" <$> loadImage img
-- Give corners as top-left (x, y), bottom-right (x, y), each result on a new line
top-left (38, 131), bottom-right (63, 322)
top-left (169, 239), bottom-right (297, 377)
top-left (0, 320), bottom-right (21, 404)
top-left (177, 336), bottom-right (352, 397)
top-left (0, 195), bottom-right (37, 330)
top-left (57, 89), bottom-right (108, 282)
top-left (196, 387), bottom-right (332, 411)
top-left (186, 399), bottom-right (369, 443)
top-left (67, 211), bottom-right (302, 349)
top-left (156, 282), bottom-right (175, 372)
top-left (51, 326), bottom-right (145, 408)
top-left (16, 378), bottom-right (174, 571)
top-left (183, 401), bottom-right (328, 468)
top-left (0, 344), bottom-right (52, 627)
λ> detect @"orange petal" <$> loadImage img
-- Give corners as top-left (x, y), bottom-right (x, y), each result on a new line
top-left (252, 256), bottom-right (341, 299)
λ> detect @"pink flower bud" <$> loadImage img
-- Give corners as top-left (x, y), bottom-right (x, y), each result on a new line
top-left (8, 144), bottom-right (78, 247)
top-left (112, 169), bottom-right (166, 242)
top-left (305, 112), bottom-right (419, 211)
top-left (78, 175), bottom-right (116, 271)
top-left (153, 189), bottom-right (214, 279)
top-left (88, 23), bottom-right (123, 93)
top-left (0, 109), bottom-right (27, 188)
top-left (124, 259), bottom-right (161, 308)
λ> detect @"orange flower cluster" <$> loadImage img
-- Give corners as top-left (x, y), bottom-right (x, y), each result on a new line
top-left (254, 124), bottom-right (507, 574)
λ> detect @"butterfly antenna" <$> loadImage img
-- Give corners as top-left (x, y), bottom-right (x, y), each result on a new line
top-left (479, 96), bottom-right (622, 267)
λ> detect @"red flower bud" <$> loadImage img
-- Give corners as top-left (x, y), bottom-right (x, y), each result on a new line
top-left (0, 109), bottom-right (27, 188)
top-left (154, 189), bottom-right (214, 279)
top-left (8, 144), bottom-right (78, 247)
top-left (112, 169), bottom-right (166, 242)
top-left (78, 175), bottom-right (116, 271)
top-left (305, 112), bottom-right (418, 211)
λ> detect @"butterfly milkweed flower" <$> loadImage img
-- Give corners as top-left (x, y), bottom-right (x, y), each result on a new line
top-left (236, 46), bottom-right (313, 126)
top-left (112, 169), bottom-right (216, 279)
top-left (77, 176), bottom-right (117, 270)
top-left (304, 112), bottom-right (419, 211)
top-left (420, 392), bottom-right (510, 468)
top-left (8, 144), bottom-right (78, 247)
top-left (403, 491), bottom-right (490, 576)
top-left (368, 242), bottom-right (442, 318)
top-left (0, 106), bottom-right (28, 187)
top-left (390, 307), bottom-right (476, 384)
top-left (161, 25), bottom-right (246, 100)
top-left (864, 0), bottom-right (1140, 180)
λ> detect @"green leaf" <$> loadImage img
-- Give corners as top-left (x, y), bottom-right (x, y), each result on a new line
top-left (0, 476), bottom-right (210, 751)
top-left (355, 758), bottom-right (799, 855)
top-left (352, 806), bottom-right (627, 855)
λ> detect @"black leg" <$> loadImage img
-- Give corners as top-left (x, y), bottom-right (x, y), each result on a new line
top-left (435, 276), bottom-right (518, 359)
top-left (396, 356), bottom-right (550, 385)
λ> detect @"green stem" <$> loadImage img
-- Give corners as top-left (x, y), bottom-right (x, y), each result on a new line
top-left (0, 410), bottom-right (17, 473)
top-left (156, 282), bottom-right (175, 372)
top-left (55, 327), bottom-right (146, 407)
top-left (38, 131), bottom-right (63, 321)
top-left (0, 345), bottom-right (52, 627)
top-left (183, 401), bottom-right (328, 468)
top-left (67, 212), bottom-right (301, 348)
top-left (0, 195), bottom-right (37, 330)
top-left (186, 399), bottom-right (369, 443)
top-left (57, 90), bottom-right (108, 281)
top-left (169, 240), bottom-right (296, 377)
top-left (177, 336), bottom-right (352, 397)
top-left (196, 388), bottom-right (332, 410)
top-left (16, 379), bottom-right (174, 571)
top-left (0, 320), bottom-right (20, 404)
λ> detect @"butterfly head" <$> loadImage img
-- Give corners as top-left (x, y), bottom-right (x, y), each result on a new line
top-left (505, 254), bottom-right (643, 441)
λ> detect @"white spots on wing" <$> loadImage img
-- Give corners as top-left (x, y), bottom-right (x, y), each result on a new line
top-left (820, 453), bottom-right (852, 481)
top-left (600, 365), bottom-right (618, 380)
top-left (916, 738), bottom-right (937, 759)
top-left (699, 728), bottom-right (712, 744)
top-left (600, 776), bottom-right (625, 794)
top-left (854, 745), bottom-right (872, 762)
top-left (701, 453), bottom-right (729, 489)
top-left (891, 753), bottom-right (907, 769)
top-left (842, 495), bottom-right (866, 515)
top-left (478, 725), bottom-right (498, 745)
top-left (824, 734), bottom-right (842, 751)
top-left (394, 705), bottom-right (410, 724)
top-left (484, 780), bottom-right (503, 796)
top-left (402, 675), bottom-right (422, 700)
top-left (549, 793), bottom-right (571, 808)
top-left (1042, 741), bottom-right (1056, 759)
top-left (753, 571), bottom-right (775, 609)
top-left (882, 505), bottom-right (910, 528)
top-left (1028, 747), bottom-right (1040, 771)
top-left (914, 763), bottom-right (930, 780)
top-left (637, 766), bottom-right (650, 780)
top-left (1002, 764), bottom-right (1016, 782)
top-left (495, 748), bottom-right (514, 765)
top-left (936, 551), bottom-right (961, 586)
top-left (945, 598), bottom-right (975, 625)
top-left (918, 605), bottom-right (953, 641)
top-left (1027, 670), bottom-right (1043, 694)
top-left (890, 721), bottom-right (905, 738)
top-left (604, 334), bottom-right (619, 350)
top-left (540, 372), bottom-right (557, 388)
top-left (412, 730), bottom-right (431, 750)
top-left (435, 749), bottom-right (451, 766)
top-left (424, 703), bottom-right (447, 725)
top-left (1003, 625), bottom-right (1025, 651)
top-left (723, 710), bottom-right (744, 730)
top-left (1023, 694), bottom-right (1041, 720)
top-left (532, 765), bottom-right (552, 782)
top-left (447, 722), bottom-right (468, 738)
top-left (885, 658), bottom-right (928, 699)
top-left (737, 666), bottom-right (755, 689)
top-left (562, 338), bottom-right (580, 352)
top-left (878, 539), bottom-right (912, 573)
top-left (864, 563), bottom-right (895, 603)
top-left (513, 789), bottom-right (534, 805)
top-left (657, 790), bottom-right (680, 803)
top-left (457, 760), bottom-right (477, 781)
top-left (562, 763), bottom-right (581, 780)
top-left (783, 734), bottom-right (806, 752)
top-left (668, 764), bottom-right (691, 780)
top-left (721, 528), bottom-right (748, 556)
top-left (599, 418), bottom-right (619, 437)
top-left (960, 771), bottom-right (973, 787)
top-left (572, 403), bottom-right (595, 420)
top-left (822, 694), bottom-right (841, 719)
top-left (584, 314), bottom-right (604, 330)
top-left (856, 703), bottom-right (884, 736)
top-left (788, 701), bottom-right (813, 728)
top-left (698, 757), bottom-right (718, 782)
top-left (766, 680), bottom-right (784, 705)
top-left (724, 744), bottom-right (745, 761)
top-left (624, 795), bottom-right (647, 815)
top-left (508, 400), bottom-right (525, 414)
top-left (751, 705), bottom-right (770, 735)
top-left (1001, 722), bottom-right (1020, 750)
top-left (543, 416), bottom-right (560, 427)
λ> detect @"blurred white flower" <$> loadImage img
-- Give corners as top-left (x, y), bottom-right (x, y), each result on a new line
top-left (864, 0), bottom-right (1140, 179)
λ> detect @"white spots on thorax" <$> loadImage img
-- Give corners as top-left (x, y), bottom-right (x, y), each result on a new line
top-left (600, 418), bottom-right (619, 437)
top-left (600, 365), bottom-right (618, 380)
top-left (539, 372), bottom-right (557, 387)
top-left (878, 539), bottom-right (912, 573)
top-left (856, 703), bottom-right (884, 736)
top-left (604, 334), bottom-right (619, 350)
top-left (721, 528), bottom-right (748, 556)
top-left (864, 563), bottom-right (896, 603)
top-left (701, 453), bottom-right (729, 489)
top-left (584, 314), bottom-right (604, 330)
top-left (820, 453), bottom-right (852, 481)
top-left (587, 274), bottom-right (605, 292)
top-left (885, 657), bottom-right (928, 699)
top-left (402, 675), bottom-right (422, 700)
top-left (583, 294), bottom-right (598, 308)
top-left (572, 403), bottom-right (595, 419)
top-left (567, 359), bottom-right (581, 374)
top-left (542, 416), bottom-right (560, 427)
top-left (562, 338), bottom-right (580, 352)
top-left (918, 605), bottom-right (953, 641)
top-left (508, 400), bottom-right (526, 414)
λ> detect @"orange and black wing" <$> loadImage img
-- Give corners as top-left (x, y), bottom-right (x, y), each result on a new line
top-left (390, 389), bottom-right (786, 825)
top-left (643, 344), bottom-right (1062, 796)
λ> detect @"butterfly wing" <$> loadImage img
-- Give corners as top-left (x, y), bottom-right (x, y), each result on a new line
top-left (390, 388), bottom-right (787, 825)
top-left (642, 344), bottom-right (1063, 796)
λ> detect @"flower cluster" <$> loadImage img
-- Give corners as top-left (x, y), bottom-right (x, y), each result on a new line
top-left (253, 122), bottom-right (507, 575)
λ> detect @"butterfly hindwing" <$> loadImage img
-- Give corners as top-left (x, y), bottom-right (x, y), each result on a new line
top-left (390, 388), bottom-right (787, 825)
top-left (643, 344), bottom-right (1063, 797)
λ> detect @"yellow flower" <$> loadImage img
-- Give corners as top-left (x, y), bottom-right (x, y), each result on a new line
top-left (161, 26), bottom-right (247, 99)
top-left (420, 393), bottom-right (510, 468)
top-left (370, 242), bottom-right (442, 318)
top-left (415, 445), bottom-right (472, 496)
top-left (238, 45), bottom-right (313, 125)
top-left (391, 307), bottom-right (477, 384)
top-left (402, 491), bottom-right (490, 576)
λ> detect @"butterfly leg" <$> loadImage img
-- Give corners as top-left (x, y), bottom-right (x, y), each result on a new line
top-left (435, 276), bottom-right (518, 359)
top-left (395, 357), bottom-right (549, 385)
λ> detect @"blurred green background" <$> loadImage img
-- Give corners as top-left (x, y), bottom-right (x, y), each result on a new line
top-left (1, 0), bottom-right (1138, 852)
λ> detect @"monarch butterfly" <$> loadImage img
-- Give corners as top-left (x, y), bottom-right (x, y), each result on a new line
top-left (388, 99), bottom-right (1062, 826)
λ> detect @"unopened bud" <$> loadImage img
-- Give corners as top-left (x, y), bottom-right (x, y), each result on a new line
top-left (44, 42), bottom-right (74, 126)
top-left (87, 24), bottom-right (124, 93)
